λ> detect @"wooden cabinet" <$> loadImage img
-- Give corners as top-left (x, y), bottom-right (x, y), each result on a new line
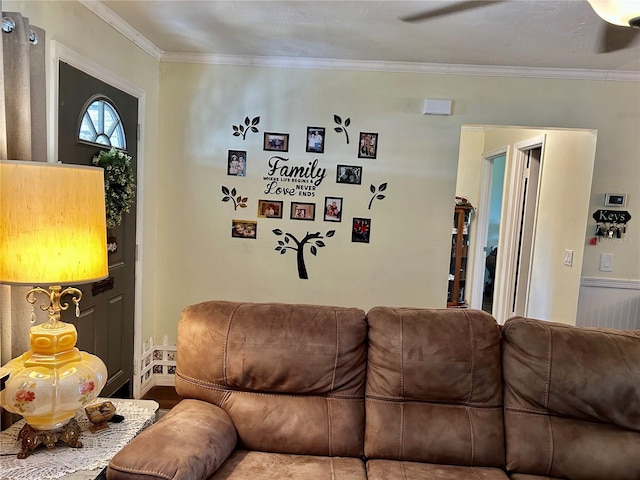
top-left (448, 199), bottom-right (473, 308)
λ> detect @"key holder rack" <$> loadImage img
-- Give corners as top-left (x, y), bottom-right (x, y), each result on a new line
top-left (592, 209), bottom-right (632, 241)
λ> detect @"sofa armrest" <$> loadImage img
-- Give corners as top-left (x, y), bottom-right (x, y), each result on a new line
top-left (107, 399), bottom-right (237, 480)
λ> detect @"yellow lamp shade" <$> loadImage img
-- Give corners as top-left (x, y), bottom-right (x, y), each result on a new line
top-left (0, 160), bottom-right (108, 285)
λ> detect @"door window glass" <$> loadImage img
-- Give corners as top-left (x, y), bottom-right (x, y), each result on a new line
top-left (78, 98), bottom-right (126, 149)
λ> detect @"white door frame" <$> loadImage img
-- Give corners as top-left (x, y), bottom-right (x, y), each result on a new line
top-left (470, 146), bottom-right (508, 313)
top-left (498, 135), bottom-right (546, 322)
top-left (49, 41), bottom-right (146, 398)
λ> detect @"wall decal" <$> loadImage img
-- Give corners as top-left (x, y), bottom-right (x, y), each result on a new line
top-left (368, 183), bottom-right (387, 210)
top-left (333, 115), bottom-right (351, 144)
top-left (227, 150), bottom-right (246, 176)
top-left (264, 132), bottom-right (289, 152)
top-left (358, 132), bottom-right (378, 159)
top-left (232, 220), bottom-right (257, 238)
top-left (258, 199), bottom-right (283, 218)
top-left (336, 165), bottom-right (362, 185)
top-left (221, 186), bottom-right (248, 210)
top-left (352, 218), bottom-right (371, 243)
top-left (264, 156), bottom-right (328, 197)
top-left (273, 228), bottom-right (336, 279)
top-left (232, 116), bottom-right (260, 140)
top-left (324, 197), bottom-right (343, 222)
top-left (306, 126), bottom-right (325, 153)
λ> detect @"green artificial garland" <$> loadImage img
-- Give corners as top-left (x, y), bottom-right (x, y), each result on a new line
top-left (92, 147), bottom-right (136, 229)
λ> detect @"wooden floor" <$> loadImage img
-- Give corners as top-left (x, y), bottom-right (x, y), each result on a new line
top-left (141, 385), bottom-right (182, 410)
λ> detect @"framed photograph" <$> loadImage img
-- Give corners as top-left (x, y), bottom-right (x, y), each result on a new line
top-left (231, 220), bottom-right (257, 239)
top-left (290, 202), bottom-right (316, 221)
top-left (324, 196), bottom-right (343, 222)
top-left (336, 165), bottom-right (362, 185)
top-left (358, 132), bottom-right (378, 159)
top-left (263, 132), bottom-right (289, 152)
top-left (227, 150), bottom-right (246, 176)
top-left (257, 199), bottom-right (283, 218)
top-left (306, 126), bottom-right (325, 153)
top-left (352, 217), bottom-right (371, 243)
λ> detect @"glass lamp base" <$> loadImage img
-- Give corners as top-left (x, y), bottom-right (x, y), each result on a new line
top-left (17, 418), bottom-right (82, 459)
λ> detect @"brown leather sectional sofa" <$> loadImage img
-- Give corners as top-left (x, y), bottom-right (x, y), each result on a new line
top-left (107, 301), bottom-right (640, 480)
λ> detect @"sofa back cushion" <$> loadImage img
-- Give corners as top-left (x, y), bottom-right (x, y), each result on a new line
top-left (502, 317), bottom-right (640, 480)
top-left (174, 301), bottom-right (367, 457)
top-left (365, 307), bottom-right (505, 467)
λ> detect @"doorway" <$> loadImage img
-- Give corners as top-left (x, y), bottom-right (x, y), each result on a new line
top-left (58, 61), bottom-right (138, 398)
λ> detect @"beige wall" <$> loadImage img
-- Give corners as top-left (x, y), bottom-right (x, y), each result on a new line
top-left (457, 127), bottom-right (597, 323)
top-left (5, 1), bottom-right (640, 346)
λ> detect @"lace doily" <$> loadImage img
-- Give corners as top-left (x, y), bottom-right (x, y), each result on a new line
top-left (0, 399), bottom-right (157, 480)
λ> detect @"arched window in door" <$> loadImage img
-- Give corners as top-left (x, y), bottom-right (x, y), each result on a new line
top-left (78, 97), bottom-right (126, 149)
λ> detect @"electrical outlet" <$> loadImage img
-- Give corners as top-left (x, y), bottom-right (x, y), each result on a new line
top-left (599, 253), bottom-right (613, 272)
top-left (564, 249), bottom-right (573, 266)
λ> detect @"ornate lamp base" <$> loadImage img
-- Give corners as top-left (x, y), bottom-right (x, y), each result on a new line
top-left (17, 418), bottom-right (82, 459)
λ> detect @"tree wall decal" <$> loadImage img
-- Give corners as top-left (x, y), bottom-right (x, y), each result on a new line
top-left (368, 182), bottom-right (388, 209)
top-left (221, 186), bottom-right (248, 210)
top-left (232, 116), bottom-right (260, 140)
top-left (273, 228), bottom-right (335, 279)
top-left (333, 114), bottom-right (351, 144)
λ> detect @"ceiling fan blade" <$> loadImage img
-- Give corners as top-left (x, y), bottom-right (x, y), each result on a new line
top-left (400, 0), bottom-right (506, 23)
top-left (598, 22), bottom-right (640, 53)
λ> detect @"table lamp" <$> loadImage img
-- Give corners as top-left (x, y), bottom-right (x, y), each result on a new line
top-left (0, 160), bottom-right (109, 458)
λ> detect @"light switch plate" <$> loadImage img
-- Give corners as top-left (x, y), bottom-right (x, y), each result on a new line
top-left (599, 253), bottom-right (613, 272)
top-left (564, 249), bottom-right (573, 266)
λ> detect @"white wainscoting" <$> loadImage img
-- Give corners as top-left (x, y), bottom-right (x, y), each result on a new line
top-left (577, 278), bottom-right (640, 330)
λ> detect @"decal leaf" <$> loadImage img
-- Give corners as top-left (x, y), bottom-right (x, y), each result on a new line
top-left (244, 116), bottom-right (250, 126)
top-left (231, 187), bottom-right (237, 197)
top-left (344, 118), bottom-right (351, 127)
top-left (222, 197), bottom-right (230, 202)
top-left (370, 184), bottom-right (376, 193)
top-left (326, 230), bottom-right (336, 237)
top-left (379, 183), bottom-right (387, 191)
top-left (251, 127), bottom-right (259, 133)
top-left (334, 114), bottom-right (342, 124)
top-left (251, 116), bottom-right (260, 125)
top-left (315, 240), bottom-right (326, 247)
top-left (311, 246), bottom-right (317, 256)
top-left (222, 186), bottom-right (230, 195)
top-left (377, 194), bottom-right (386, 200)
top-left (273, 229), bottom-right (283, 235)
top-left (334, 127), bottom-right (343, 133)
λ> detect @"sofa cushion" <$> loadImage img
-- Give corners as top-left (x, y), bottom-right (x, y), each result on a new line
top-left (107, 399), bottom-right (237, 480)
top-left (366, 460), bottom-right (509, 480)
top-left (365, 307), bottom-right (504, 467)
top-left (207, 450), bottom-right (366, 479)
top-left (175, 301), bottom-right (367, 457)
top-left (502, 316), bottom-right (640, 480)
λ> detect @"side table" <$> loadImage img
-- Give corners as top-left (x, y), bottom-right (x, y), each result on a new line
top-left (0, 398), bottom-right (158, 480)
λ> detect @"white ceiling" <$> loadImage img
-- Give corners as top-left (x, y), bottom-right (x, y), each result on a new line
top-left (98, 0), bottom-right (640, 73)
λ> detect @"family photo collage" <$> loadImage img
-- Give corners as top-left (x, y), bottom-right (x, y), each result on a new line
top-left (226, 123), bottom-right (379, 245)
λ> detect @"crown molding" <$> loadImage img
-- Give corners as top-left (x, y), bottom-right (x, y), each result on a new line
top-left (78, 0), bottom-right (163, 61)
top-left (82, 1), bottom-right (639, 83)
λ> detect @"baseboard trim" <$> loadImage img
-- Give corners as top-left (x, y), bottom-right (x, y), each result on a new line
top-left (581, 277), bottom-right (640, 290)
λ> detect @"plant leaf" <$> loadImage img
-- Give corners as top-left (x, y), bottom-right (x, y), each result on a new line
top-left (379, 183), bottom-right (387, 191)
top-left (273, 229), bottom-right (283, 235)
top-left (222, 197), bottom-right (230, 202)
top-left (311, 245), bottom-right (317, 256)
top-left (315, 240), bottom-right (326, 247)
top-left (344, 118), bottom-right (351, 127)
top-left (252, 116), bottom-right (260, 125)
top-left (370, 184), bottom-right (376, 193)
top-left (244, 116), bottom-right (250, 126)
top-left (377, 194), bottom-right (386, 200)
top-left (334, 127), bottom-right (343, 133)
top-left (231, 188), bottom-right (237, 197)
top-left (222, 186), bottom-right (230, 195)
top-left (334, 114), bottom-right (342, 124)
top-left (326, 230), bottom-right (336, 237)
